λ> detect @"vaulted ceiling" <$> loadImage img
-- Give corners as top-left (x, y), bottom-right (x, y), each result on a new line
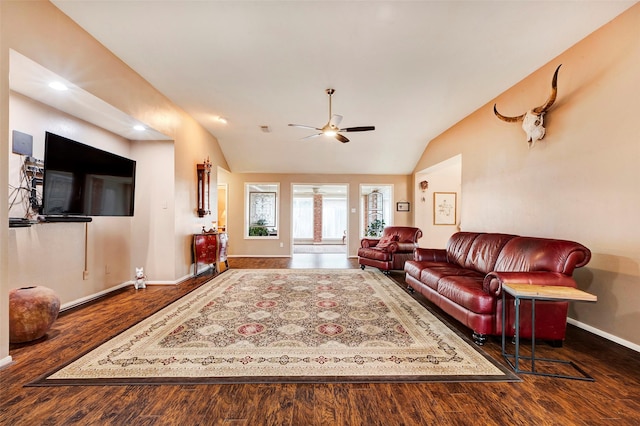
top-left (50, 1), bottom-right (634, 175)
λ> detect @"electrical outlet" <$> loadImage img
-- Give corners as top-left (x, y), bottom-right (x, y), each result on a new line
top-left (279, 242), bottom-right (284, 248)
top-left (105, 264), bottom-right (111, 275)
top-left (83, 270), bottom-right (89, 280)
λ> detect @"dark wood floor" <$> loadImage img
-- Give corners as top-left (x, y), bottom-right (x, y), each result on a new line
top-left (2, 255), bottom-right (639, 425)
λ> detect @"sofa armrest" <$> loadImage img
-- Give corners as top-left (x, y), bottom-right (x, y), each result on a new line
top-left (361, 238), bottom-right (380, 248)
top-left (414, 247), bottom-right (448, 262)
top-left (483, 271), bottom-right (578, 297)
top-left (396, 242), bottom-right (418, 253)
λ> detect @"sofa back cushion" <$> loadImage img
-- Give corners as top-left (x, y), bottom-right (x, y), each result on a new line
top-left (445, 232), bottom-right (482, 268)
top-left (494, 237), bottom-right (591, 275)
top-left (382, 226), bottom-right (423, 243)
top-left (463, 233), bottom-right (517, 274)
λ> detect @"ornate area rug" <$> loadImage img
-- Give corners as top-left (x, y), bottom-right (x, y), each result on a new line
top-left (30, 269), bottom-right (517, 385)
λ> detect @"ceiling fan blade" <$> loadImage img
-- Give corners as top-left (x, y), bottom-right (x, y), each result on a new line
top-left (289, 90), bottom-right (372, 144)
top-left (301, 133), bottom-right (323, 140)
top-left (289, 124), bottom-right (321, 131)
top-left (340, 126), bottom-right (375, 132)
top-left (329, 114), bottom-right (343, 128)
top-left (335, 133), bottom-right (349, 143)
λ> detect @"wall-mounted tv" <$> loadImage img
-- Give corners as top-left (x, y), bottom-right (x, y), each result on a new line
top-left (42, 132), bottom-right (136, 217)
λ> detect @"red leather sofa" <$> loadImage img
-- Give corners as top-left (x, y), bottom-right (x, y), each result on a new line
top-left (404, 232), bottom-right (591, 345)
top-left (358, 226), bottom-right (422, 274)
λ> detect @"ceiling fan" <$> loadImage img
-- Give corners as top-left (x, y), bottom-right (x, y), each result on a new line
top-left (288, 88), bottom-right (375, 143)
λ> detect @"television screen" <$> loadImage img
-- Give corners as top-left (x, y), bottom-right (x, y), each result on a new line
top-left (42, 132), bottom-right (136, 217)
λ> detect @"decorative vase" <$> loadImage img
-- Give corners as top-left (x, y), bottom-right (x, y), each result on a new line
top-left (9, 286), bottom-right (61, 343)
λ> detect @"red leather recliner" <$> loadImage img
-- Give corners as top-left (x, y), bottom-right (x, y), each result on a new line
top-left (358, 226), bottom-right (422, 274)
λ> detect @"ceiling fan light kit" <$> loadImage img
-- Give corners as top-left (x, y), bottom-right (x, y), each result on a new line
top-left (288, 88), bottom-right (375, 143)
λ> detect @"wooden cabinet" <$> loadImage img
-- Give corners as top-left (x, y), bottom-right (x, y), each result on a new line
top-left (193, 232), bottom-right (229, 275)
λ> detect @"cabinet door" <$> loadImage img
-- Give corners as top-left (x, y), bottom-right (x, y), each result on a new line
top-left (193, 234), bottom-right (217, 274)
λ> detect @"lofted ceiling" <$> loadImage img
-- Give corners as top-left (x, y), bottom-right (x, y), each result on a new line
top-left (50, 1), bottom-right (634, 175)
top-left (9, 50), bottom-right (172, 142)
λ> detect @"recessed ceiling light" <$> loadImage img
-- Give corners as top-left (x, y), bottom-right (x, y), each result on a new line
top-left (48, 81), bottom-right (68, 91)
top-left (133, 125), bottom-right (145, 131)
top-left (214, 116), bottom-right (227, 124)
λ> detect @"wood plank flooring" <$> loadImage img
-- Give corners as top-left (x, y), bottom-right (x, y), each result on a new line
top-left (1, 255), bottom-right (639, 425)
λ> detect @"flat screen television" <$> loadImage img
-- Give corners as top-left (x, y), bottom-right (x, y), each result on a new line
top-left (42, 132), bottom-right (136, 217)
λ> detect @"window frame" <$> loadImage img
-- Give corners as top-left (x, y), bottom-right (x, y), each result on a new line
top-left (245, 182), bottom-right (280, 239)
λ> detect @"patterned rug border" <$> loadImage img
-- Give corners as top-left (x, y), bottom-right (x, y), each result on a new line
top-left (28, 269), bottom-right (520, 386)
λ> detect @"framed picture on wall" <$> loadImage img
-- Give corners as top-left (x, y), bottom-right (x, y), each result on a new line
top-left (433, 192), bottom-right (456, 225)
top-left (396, 201), bottom-right (410, 212)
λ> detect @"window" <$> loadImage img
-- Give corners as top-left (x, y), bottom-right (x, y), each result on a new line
top-left (245, 183), bottom-right (279, 238)
top-left (322, 197), bottom-right (347, 239)
top-left (360, 185), bottom-right (393, 237)
top-left (293, 196), bottom-right (313, 239)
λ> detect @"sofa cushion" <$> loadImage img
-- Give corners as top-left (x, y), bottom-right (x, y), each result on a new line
top-left (446, 232), bottom-right (482, 267)
top-left (376, 234), bottom-right (399, 248)
top-left (419, 265), bottom-right (483, 291)
top-left (357, 247), bottom-right (392, 261)
top-left (494, 237), bottom-right (591, 274)
top-left (437, 276), bottom-right (495, 315)
top-left (463, 233), bottom-right (517, 274)
top-left (404, 260), bottom-right (442, 280)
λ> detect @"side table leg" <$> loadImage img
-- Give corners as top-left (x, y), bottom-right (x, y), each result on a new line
top-left (531, 298), bottom-right (536, 373)
top-left (501, 291), bottom-right (506, 357)
top-left (514, 297), bottom-right (521, 372)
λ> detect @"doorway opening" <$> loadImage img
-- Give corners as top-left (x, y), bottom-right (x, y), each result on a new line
top-left (291, 184), bottom-right (348, 255)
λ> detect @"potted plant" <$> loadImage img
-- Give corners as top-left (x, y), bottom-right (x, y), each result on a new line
top-left (249, 218), bottom-right (269, 236)
top-left (365, 218), bottom-right (385, 237)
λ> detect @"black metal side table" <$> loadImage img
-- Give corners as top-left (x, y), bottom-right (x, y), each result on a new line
top-left (501, 283), bottom-right (597, 381)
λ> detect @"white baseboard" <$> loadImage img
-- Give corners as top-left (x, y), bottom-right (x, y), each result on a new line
top-left (568, 317), bottom-right (640, 353)
top-left (60, 272), bottom-right (196, 312)
top-left (146, 273), bottom-right (192, 285)
top-left (61, 282), bottom-right (132, 311)
top-left (0, 355), bottom-right (13, 370)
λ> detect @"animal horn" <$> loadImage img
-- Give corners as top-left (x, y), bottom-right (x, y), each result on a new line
top-left (532, 64), bottom-right (561, 114)
top-left (493, 104), bottom-right (525, 122)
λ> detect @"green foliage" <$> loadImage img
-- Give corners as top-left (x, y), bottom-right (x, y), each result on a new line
top-left (249, 218), bottom-right (270, 236)
top-left (249, 226), bottom-right (269, 236)
top-left (365, 218), bottom-right (385, 237)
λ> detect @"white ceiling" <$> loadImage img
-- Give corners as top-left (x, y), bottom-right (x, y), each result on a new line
top-left (50, 1), bottom-right (634, 175)
top-left (9, 50), bottom-right (171, 142)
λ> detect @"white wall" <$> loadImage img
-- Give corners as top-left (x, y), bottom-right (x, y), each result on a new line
top-left (130, 140), bottom-right (176, 281)
top-left (8, 93), bottom-right (137, 304)
top-left (8, 93), bottom-right (183, 304)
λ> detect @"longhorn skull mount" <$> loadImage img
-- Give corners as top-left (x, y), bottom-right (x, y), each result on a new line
top-left (494, 64), bottom-right (561, 148)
